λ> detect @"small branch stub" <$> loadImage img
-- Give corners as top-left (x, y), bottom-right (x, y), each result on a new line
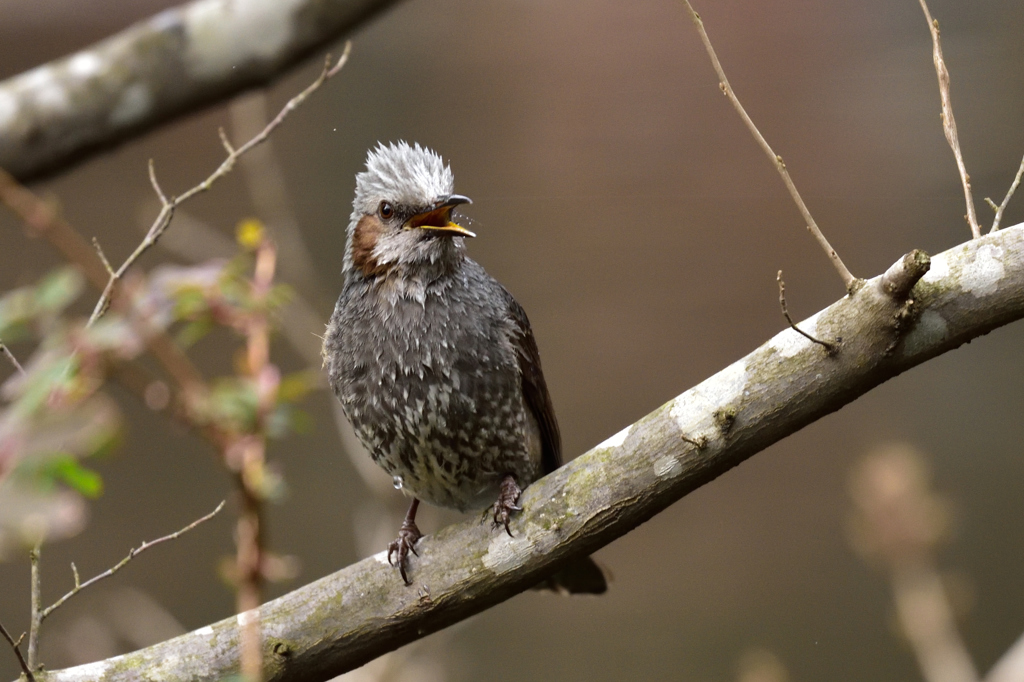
top-left (777, 271), bottom-right (837, 354)
top-left (880, 250), bottom-right (931, 300)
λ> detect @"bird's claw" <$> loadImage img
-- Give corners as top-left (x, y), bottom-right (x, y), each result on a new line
top-left (387, 518), bottom-right (422, 585)
top-left (492, 474), bottom-right (523, 537)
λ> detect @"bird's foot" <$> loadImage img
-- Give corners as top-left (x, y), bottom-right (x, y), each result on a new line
top-left (387, 515), bottom-right (422, 585)
top-left (492, 474), bottom-right (523, 537)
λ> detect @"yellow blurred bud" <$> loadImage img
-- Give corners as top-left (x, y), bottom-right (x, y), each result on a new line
top-left (236, 218), bottom-right (265, 250)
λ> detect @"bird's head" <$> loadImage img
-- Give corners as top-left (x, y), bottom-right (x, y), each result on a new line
top-left (344, 142), bottom-right (474, 279)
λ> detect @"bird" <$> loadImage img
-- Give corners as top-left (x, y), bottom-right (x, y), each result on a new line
top-left (323, 142), bottom-right (605, 593)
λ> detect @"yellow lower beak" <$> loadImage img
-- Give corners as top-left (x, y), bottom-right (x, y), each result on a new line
top-left (405, 196), bottom-right (475, 237)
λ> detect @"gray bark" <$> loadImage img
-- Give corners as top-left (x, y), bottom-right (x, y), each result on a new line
top-left (28, 225), bottom-right (1024, 682)
top-left (0, 0), bottom-right (399, 182)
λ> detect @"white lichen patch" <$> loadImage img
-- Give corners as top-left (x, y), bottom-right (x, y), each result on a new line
top-left (67, 51), bottom-right (104, 80)
top-left (902, 309), bottom-right (948, 358)
top-left (670, 357), bottom-right (749, 433)
top-left (653, 454), bottom-right (682, 478)
top-left (961, 244), bottom-right (1005, 297)
top-left (109, 82), bottom-right (152, 126)
top-left (596, 424), bottom-right (631, 450)
top-left (63, 658), bottom-right (110, 678)
top-left (19, 65), bottom-right (70, 113)
top-left (483, 532), bottom-right (536, 573)
top-left (150, 653), bottom-right (182, 679)
top-left (194, 625), bottom-right (214, 637)
top-left (922, 251), bottom-right (951, 284)
top-left (372, 549), bottom-right (390, 566)
top-left (184, 0), bottom-right (303, 79)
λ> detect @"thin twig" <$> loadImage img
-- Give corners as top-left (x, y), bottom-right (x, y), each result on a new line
top-left (86, 42), bottom-right (352, 327)
top-left (987, 153), bottom-right (1024, 232)
top-left (38, 501), bottom-right (225, 623)
top-left (91, 237), bottom-right (114, 275)
top-left (918, 0), bottom-right (980, 239)
top-left (0, 341), bottom-right (25, 375)
top-left (777, 271), bottom-right (837, 354)
top-left (27, 543), bottom-right (41, 670)
top-left (0, 621), bottom-right (34, 682)
top-left (147, 159), bottom-right (169, 206)
top-left (680, 1), bottom-right (858, 293)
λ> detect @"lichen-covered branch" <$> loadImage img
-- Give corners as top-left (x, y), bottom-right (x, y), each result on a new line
top-left (0, 0), bottom-right (398, 182)
top-left (28, 224), bottom-right (1024, 682)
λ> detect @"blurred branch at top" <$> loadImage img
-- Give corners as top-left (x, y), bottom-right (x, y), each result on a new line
top-left (0, 0), bottom-right (399, 183)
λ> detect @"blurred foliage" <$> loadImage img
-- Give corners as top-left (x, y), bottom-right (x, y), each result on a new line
top-left (0, 224), bottom-right (310, 560)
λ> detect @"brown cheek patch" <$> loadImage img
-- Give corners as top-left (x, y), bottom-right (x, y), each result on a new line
top-left (351, 215), bottom-right (393, 277)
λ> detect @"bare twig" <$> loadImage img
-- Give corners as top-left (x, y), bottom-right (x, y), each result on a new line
top-left (0, 341), bottom-right (25, 375)
top-left (987, 153), bottom-right (1024, 232)
top-left (918, 0), bottom-right (980, 239)
top-left (27, 543), bottom-right (41, 670)
top-left (777, 271), bottom-right (837, 354)
top-left (0, 620), bottom-right (34, 682)
top-left (681, 2), bottom-right (858, 293)
top-left (91, 237), bottom-right (115, 275)
top-left (147, 159), bottom-right (169, 206)
top-left (38, 501), bottom-right (225, 624)
top-left (86, 43), bottom-right (352, 327)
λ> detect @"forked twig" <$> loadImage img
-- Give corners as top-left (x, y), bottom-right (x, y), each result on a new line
top-left (38, 501), bottom-right (225, 623)
top-left (986, 153), bottom-right (1024, 232)
top-left (0, 620), bottom-right (34, 682)
top-left (86, 42), bottom-right (353, 327)
top-left (777, 271), bottom-right (837, 354)
top-left (918, 0), bottom-right (980, 239)
top-left (25, 501), bottom-right (224, 668)
top-left (681, 1), bottom-right (858, 293)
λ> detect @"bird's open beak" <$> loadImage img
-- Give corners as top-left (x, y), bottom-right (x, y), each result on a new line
top-left (405, 195), bottom-right (475, 237)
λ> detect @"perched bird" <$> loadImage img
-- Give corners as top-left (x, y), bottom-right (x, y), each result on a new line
top-left (323, 142), bottom-right (605, 593)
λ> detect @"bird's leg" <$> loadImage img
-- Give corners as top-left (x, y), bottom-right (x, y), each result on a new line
top-left (387, 498), bottom-right (422, 585)
top-left (492, 474), bottom-right (523, 537)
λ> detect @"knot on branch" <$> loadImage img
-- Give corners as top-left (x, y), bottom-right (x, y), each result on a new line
top-left (880, 250), bottom-right (931, 301)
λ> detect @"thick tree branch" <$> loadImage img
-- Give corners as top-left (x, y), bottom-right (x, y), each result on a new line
top-left (0, 0), bottom-right (398, 183)
top-left (30, 225), bottom-right (1024, 682)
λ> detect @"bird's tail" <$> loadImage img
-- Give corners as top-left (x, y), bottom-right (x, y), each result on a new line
top-left (533, 555), bottom-right (609, 595)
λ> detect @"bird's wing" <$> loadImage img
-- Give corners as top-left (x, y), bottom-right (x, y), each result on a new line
top-left (502, 288), bottom-right (562, 474)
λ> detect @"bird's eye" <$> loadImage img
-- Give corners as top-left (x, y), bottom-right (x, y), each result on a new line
top-left (378, 201), bottom-right (394, 219)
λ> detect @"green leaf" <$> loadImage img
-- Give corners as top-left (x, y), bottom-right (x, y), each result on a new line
top-left (45, 456), bottom-right (104, 498)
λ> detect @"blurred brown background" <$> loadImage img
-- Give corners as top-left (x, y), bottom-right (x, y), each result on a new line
top-left (2, 0), bottom-right (1024, 680)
